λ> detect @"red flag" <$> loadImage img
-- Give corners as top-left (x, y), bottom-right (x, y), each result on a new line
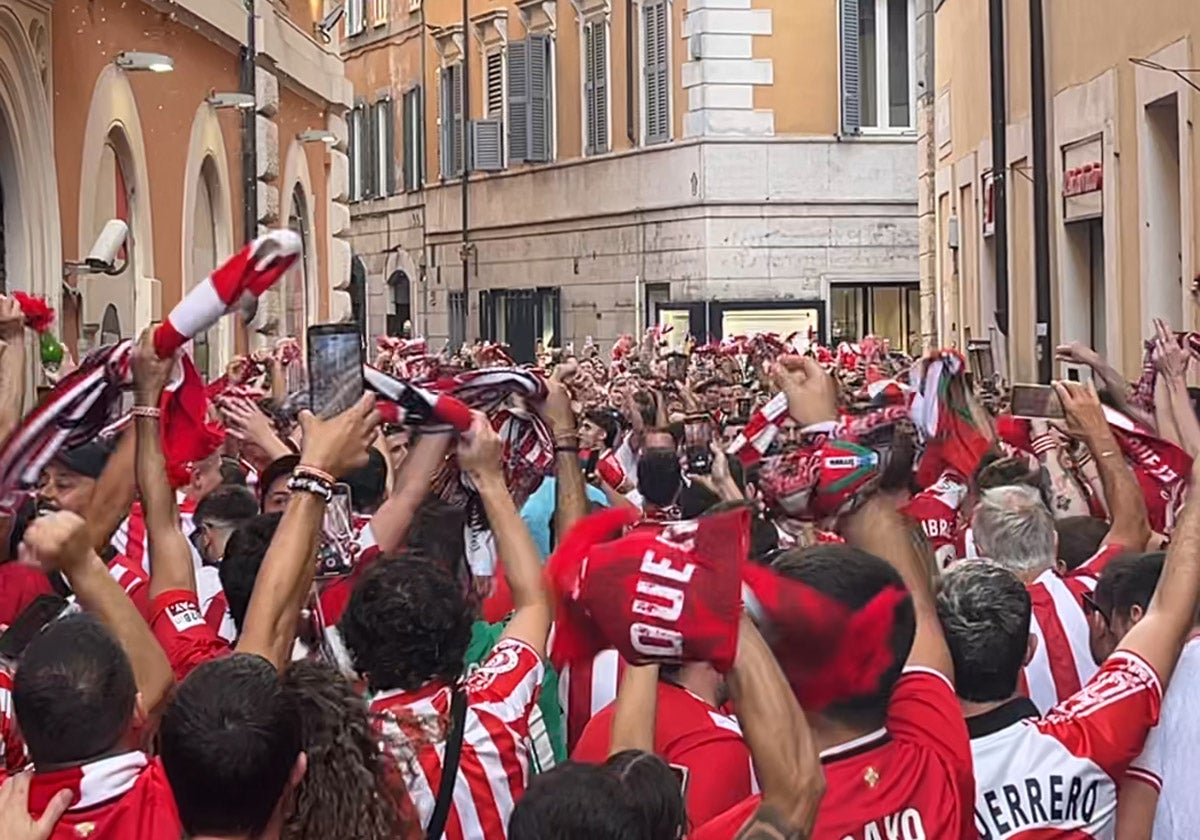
top-left (1104, 406), bottom-right (1192, 533)
top-left (161, 355), bottom-right (225, 488)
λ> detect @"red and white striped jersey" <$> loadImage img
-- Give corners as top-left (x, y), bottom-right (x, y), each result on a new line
top-left (111, 497), bottom-right (200, 574)
top-left (370, 637), bottom-right (544, 840)
top-left (102, 553), bottom-right (152, 622)
top-left (559, 648), bottom-right (624, 753)
top-left (1022, 545), bottom-right (1124, 713)
top-left (969, 650), bottom-right (1162, 840)
top-left (0, 668), bottom-right (26, 778)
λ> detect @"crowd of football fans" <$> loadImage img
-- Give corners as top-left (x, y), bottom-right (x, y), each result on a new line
top-left (0, 285), bottom-right (1197, 840)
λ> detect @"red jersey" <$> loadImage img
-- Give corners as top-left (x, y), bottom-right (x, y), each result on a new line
top-left (104, 553), bottom-right (151, 620)
top-left (0, 667), bottom-right (26, 777)
top-left (969, 650), bottom-right (1162, 839)
top-left (571, 681), bottom-right (756, 826)
top-left (0, 554), bottom-right (150, 626)
top-left (371, 637), bottom-right (544, 840)
top-left (692, 668), bottom-right (976, 840)
top-left (1022, 545), bottom-right (1124, 713)
top-left (903, 471), bottom-right (969, 569)
top-left (149, 589), bottom-right (230, 682)
top-left (26, 751), bottom-right (181, 840)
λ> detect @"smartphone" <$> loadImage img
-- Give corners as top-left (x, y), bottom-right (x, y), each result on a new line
top-left (684, 415), bottom-right (714, 475)
top-left (582, 450), bottom-right (600, 481)
top-left (316, 484), bottom-right (357, 579)
top-left (0, 594), bottom-right (69, 663)
top-left (666, 353), bottom-right (688, 382)
top-left (736, 396), bottom-right (753, 418)
top-left (1011, 384), bottom-right (1065, 419)
top-left (307, 324), bottom-right (365, 419)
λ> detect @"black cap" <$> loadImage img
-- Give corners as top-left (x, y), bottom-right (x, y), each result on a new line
top-left (51, 440), bottom-right (115, 480)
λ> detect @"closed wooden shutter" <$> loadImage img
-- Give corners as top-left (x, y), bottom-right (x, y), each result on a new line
top-left (644, 0), bottom-right (669, 144)
top-left (584, 21), bottom-right (609, 155)
top-left (840, 0), bottom-right (862, 135)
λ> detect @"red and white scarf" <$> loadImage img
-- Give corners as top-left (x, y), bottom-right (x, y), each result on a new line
top-left (0, 231), bottom-right (300, 510)
top-left (28, 751), bottom-right (148, 813)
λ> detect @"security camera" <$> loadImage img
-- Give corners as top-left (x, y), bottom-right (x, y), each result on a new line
top-left (87, 220), bottom-right (129, 270)
top-left (63, 219), bottom-right (129, 278)
top-left (314, 5), bottom-right (345, 43)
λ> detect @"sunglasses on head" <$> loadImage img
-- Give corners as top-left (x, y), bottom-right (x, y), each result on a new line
top-left (1081, 592), bottom-right (1111, 626)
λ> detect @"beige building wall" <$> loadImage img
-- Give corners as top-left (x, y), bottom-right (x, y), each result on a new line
top-left (933, 0), bottom-right (1199, 380)
top-left (345, 0), bottom-right (922, 356)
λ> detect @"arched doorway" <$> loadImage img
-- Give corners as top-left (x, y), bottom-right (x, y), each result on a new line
top-left (190, 157), bottom-right (221, 377)
top-left (285, 183), bottom-right (310, 337)
top-left (387, 270), bottom-right (411, 337)
top-left (100, 304), bottom-right (121, 346)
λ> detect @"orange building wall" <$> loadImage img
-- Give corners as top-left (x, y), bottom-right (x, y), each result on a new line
top-left (753, 0), bottom-right (839, 136)
top-left (51, 1), bottom-right (243, 312)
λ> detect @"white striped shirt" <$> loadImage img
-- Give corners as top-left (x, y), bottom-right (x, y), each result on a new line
top-left (371, 638), bottom-right (544, 840)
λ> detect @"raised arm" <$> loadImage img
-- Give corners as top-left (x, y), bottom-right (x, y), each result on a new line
top-left (459, 412), bottom-right (551, 658)
top-left (0, 297), bottom-right (26, 442)
top-left (84, 427), bottom-right (138, 555)
top-left (1152, 319), bottom-right (1200, 458)
top-left (236, 395), bottom-right (380, 670)
top-left (608, 664), bottom-right (659, 756)
top-left (1113, 465), bottom-right (1200, 685)
top-left (842, 495), bottom-right (954, 680)
top-left (130, 331), bottom-right (196, 598)
top-left (23, 512), bottom-right (173, 715)
top-left (1053, 380), bottom-right (1150, 551)
top-left (729, 616), bottom-right (824, 840)
top-left (539, 372), bottom-right (589, 547)
top-left (367, 430), bottom-right (451, 555)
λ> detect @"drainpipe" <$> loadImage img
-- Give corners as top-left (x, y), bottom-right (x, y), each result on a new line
top-left (988, 0), bottom-right (1009, 338)
top-left (460, 0), bottom-right (472, 346)
top-left (1030, 0), bottom-right (1053, 382)
top-left (241, 0), bottom-right (258, 245)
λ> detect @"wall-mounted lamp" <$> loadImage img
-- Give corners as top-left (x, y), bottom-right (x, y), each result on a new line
top-left (114, 51), bottom-right (173, 73)
top-left (313, 5), bottom-right (345, 44)
top-left (298, 130), bottom-right (337, 145)
top-left (207, 92), bottom-right (256, 110)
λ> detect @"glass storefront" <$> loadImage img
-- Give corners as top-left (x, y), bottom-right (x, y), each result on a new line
top-left (830, 283), bottom-right (920, 354)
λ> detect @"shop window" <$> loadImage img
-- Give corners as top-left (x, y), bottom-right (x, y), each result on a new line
top-left (480, 287), bottom-right (560, 363)
top-left (830, 282), bottom-right (920, 354)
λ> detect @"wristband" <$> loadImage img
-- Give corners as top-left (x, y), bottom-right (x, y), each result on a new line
top-left (1030, 434), bottom-right (1057, 457)
top-left (287, 473), bottom-right (333, 502)
top-left (131, 406), bottom-right (162, 419)
top-left (294, 464), bottom-right (335, 485)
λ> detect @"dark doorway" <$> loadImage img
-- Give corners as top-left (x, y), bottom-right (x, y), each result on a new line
top-left (480, 287), bottom-right (560, 363)
top-left (348, 256), bottom-right (367, 340)
top-left (387, 270), bottom-right (411, 337)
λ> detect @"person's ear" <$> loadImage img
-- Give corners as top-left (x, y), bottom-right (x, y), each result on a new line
top-left (132, 691), bottom-right (148, 732)
top-left (289, 751), bottom-right (308, 791)
top-left (1129, 604), bottom-right (1146, 624)
top-left (1024, 634), bottom-right (1039, 667)
top-left (1054, 557), bottom-right (1068, 576)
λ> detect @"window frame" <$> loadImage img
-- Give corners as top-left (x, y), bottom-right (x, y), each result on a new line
top-left (346, 0), bottom-right (367, 37)
top-left (348, 105), bottom-right (364, 203)
top-left (852, 0), bottom-right (916, 134)
top-left (402, 86), bottom-right (425, 191)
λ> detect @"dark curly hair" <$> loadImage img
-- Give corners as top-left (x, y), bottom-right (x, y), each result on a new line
top-left (338, 557), bottom-right (474, 693)
top-left (281, 659), bottom-right (407, 840)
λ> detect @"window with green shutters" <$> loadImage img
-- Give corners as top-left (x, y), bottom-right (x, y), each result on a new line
top-left (583, 20), bottom-right (609, 155)
top-left (402, 86), bottom-right (424, 191)
top-left (439, 63), bottom-right (464, 178)
top-left (643, 0), bottom-right (669, 145)
top-left (508, 35), bottom-right (554, 164)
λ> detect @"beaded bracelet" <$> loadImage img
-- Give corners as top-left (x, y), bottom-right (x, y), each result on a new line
top-left (287, 472), bottom-right (334, 502)
top-left (294, 464), bottom-right (335, 486)
top-left (131, 405), bottom-right (162, 419)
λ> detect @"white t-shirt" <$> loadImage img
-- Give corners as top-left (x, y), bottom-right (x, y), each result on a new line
top-left (1127, 635), bottom-right (1200, 839)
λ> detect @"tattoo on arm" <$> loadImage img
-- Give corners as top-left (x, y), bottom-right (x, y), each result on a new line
top-left (733, 804), bottom-right (809, 840)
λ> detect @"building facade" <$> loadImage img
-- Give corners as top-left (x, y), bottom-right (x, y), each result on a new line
top-left (344, 0), bottom-right (921, 361)
top-left (931, 0), bottom-right (1199, 381)
top-left (0, 0), bottom-right (352, 379)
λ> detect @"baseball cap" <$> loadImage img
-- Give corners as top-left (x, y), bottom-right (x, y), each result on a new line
top-left (51, 440), bottom-right (116, 480)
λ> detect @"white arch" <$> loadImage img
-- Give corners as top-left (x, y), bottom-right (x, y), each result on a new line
top-left (0, 6), bottom-right (61, 302)
top-left (77, 64), bottom-right (156, 333)
top-left (280, 139), bottom-right (319, 329)
top-left (181, 103), bottom-right (236, 373)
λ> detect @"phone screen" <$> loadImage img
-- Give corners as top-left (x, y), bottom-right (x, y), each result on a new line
top-left (0, 594), bottom-right (69, 662)
top-left (684, 416), bottom-right (714, 475)
top-left (1011, 384), bottom-right (1065, 419)
top-left (666, 354), bottom-right (687, 382)
top-left (316, 484), bottom-right (356, 579)
top-left (308, 326), bottom-right (364, 419)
